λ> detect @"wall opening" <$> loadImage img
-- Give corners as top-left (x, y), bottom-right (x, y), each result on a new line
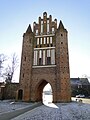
top-left (18, 89), bottom-right (23, 100)
top-left (42, 83), bottom-right (53, 104)
top-left (35, 80), bottom-right (53, 103)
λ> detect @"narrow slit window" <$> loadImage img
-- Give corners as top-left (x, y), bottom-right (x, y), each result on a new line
top-left (37, 38), bottom-right (39, 45)
top-left (40, 38), bottom-right (42, 44)
top-left (51, 49), bottom-right (55, 64)
top-left (39, 50), bottom-right (42, 65)
top-left (47, 57), bottom-right (51, 65)
top-left (47, 37), bottom-right (49, 44)
top-left (36, 29), bottom-right (38, 35)
top-left (50, 37), bottom-right (52, 44)
top-left (41, 21), bottom-right (43, 33)
top-left (52, 27), bottom-right (54, 33)
top-left (39, 58), bottom-right (42, 65)
top-left (33, 51), bottom-right (38, 65)
top-left (47, 20), bottom-right (49, 33)
top-left (61, 34), bottom-right (63, 36)
top-left (43, 50), bottom-right (45, 65)
top-left (47, 49), bottom-right (50, 57)
top-left (24, 56), bottom-right (26, 61)
top-left (44, 37), bottom-right (46, 44)
top-left (23, 73), bottom-right (24, 78)
top-left (39, 50), bottom-right (42, 58)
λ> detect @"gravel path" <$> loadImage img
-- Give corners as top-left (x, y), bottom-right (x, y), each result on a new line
top-left (11, 102), bottom-right (90, 120)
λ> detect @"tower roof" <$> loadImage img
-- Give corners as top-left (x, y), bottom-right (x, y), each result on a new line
top-left (26, 24), bottom-right (32, 33)
top-left (57, 20), bottom-right (67, 32)
top-left (58, 20), bottom-right (64, 30)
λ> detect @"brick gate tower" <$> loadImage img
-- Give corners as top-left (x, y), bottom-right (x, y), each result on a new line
top-left (17, 12), bottom-right (71, 102)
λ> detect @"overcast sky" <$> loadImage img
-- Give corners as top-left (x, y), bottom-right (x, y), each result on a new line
top-left (0, 0), bottom-right (90, 82)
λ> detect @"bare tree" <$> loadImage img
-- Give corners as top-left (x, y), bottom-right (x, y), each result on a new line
top-left (4, 53), bottom-right (19, 83)
top-left (0, 54), bottom-right (7, 78)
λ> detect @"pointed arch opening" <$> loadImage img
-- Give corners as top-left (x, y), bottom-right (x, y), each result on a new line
top-left (43, 83), bottom-right (53, 104)
top-left (35, 80), bottom-right (53, 103)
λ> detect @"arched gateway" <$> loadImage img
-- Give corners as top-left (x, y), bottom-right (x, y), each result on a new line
top-left (17, 12), bottom-right (71, 102)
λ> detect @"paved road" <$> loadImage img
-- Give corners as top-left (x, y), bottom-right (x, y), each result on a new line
top-left (12, 102), bottom-right (90, 120)
top-left (0, 102), bottom-right (42, 120)
top-left (0, 98), bottom-right (90, 120)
